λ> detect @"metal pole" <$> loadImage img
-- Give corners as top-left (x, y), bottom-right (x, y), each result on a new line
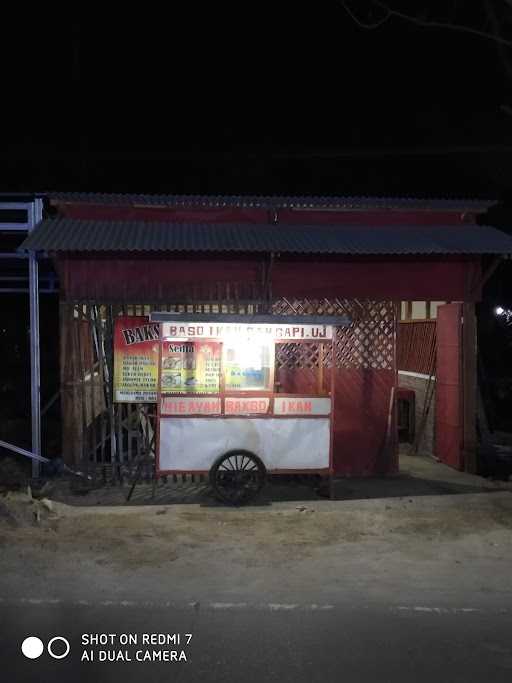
top-left (29, 198), bottom-right (43, 478)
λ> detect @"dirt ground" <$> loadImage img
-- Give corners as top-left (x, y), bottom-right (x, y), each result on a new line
top-left (1, 455), bottom-right (512, 609)
top-left (2, 489), bottom-right (509, 569)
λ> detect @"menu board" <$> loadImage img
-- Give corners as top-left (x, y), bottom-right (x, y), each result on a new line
top-left (113, 316), bottom-right (159, 402)
top-left (161, 341), bottom-right (221, 393)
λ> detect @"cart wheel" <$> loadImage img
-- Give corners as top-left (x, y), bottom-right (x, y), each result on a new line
top-left (209, 450), bottom-right (266, 505)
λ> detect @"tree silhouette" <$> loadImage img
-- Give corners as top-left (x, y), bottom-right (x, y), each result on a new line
top-left (339, 1), bottom-right (512, 114)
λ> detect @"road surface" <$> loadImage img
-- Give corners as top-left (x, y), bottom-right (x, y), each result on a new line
top-left (2, 601), bottom-right (512, 682)
top-left (2, 474), bottom-right (512, 681)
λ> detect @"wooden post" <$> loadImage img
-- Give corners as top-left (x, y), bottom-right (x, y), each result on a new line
top-left (318, 343), bottom-right (324, 394)
top-left (74, 304), bottom-right (89, 469)
top-left (59, 301), bottom-right (72, 466)
top-left (60, 301), bottom-right (82, 466)
top-left (462, 303), bottom-right (478, 473)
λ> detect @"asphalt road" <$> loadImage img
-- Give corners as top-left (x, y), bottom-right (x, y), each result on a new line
top-left (2, 602), bottom-right (512, 682)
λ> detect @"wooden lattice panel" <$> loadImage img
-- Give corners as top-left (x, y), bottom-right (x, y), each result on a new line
top-left (273, 298), bottom-right (396, 371)
top-left (275, 342), bottom-right (323, 370)
top-left (333, 318), bottom-right (395, 370)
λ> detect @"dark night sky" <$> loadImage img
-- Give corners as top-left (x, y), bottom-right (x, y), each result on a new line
top-left (2, 4), bottom-right (512, 197)
top-left (2, 4), bottom-right (512, 437)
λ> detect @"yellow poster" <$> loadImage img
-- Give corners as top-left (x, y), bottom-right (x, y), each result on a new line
top-left (113, 316), bottom-right (159, 402)
top-left (161, 341), bottom-right (221, 393)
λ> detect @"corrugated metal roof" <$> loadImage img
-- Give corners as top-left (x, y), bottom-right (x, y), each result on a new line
top-left (46, 192), bottom-right (498, 212)
top-left (19, 219), bottom-right (512, 255)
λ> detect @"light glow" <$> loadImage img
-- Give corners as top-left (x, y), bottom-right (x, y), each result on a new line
top-left (224, 339), bottom-right (272, 391)
top-left (494, 305), bottom-right (512, 324)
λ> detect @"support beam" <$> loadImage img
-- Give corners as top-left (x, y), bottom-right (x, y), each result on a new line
top-left (462, 303), bottom-right (478, 474)
top-left (28, 199), bottom-right (43, 478)
top-left (469, 256), bottom-right (502, 299)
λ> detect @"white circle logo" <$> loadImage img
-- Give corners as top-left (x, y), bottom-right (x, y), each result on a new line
top-left (47, 636), bottom-right (70, 659)
top-left (21, 636), bottom-right (44, 659)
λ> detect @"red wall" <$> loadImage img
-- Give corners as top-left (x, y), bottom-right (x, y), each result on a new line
top-left (273, 258), bottom-right (479, 300)
top-left (55, 202), bottom-right (475, 227)
top-left (57, 204), bottom-right (271, 223)
top-left (435, 303), bottom-right (464, 470)
top-left (276, 366), bottom-right (397, 476)
top-left (57, 255), bottom-right (481, 302)
top-left (332, 369), bottom-right (397, 476)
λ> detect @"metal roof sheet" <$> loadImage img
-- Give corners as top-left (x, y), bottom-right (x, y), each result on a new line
top-left (46, 192), bottom-right (498, 212)
top-left (19, 219), bottom-right (512, 255)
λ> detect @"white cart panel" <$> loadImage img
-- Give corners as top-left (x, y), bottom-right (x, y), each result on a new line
top-left (159, 417), bottom-right (330, 471)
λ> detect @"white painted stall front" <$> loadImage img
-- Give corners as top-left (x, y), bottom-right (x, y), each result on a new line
top-left (159, 417), bottom-right (330, 472)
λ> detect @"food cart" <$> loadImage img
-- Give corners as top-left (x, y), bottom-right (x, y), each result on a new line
top-left (150, 313), bottom-right (350, 504)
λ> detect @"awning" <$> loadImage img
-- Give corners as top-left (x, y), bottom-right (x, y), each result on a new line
top-left (19, 218), bottom-right (512, 255)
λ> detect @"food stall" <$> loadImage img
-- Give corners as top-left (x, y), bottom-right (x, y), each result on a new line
top-left (150, 313), bottom-right (350, 503)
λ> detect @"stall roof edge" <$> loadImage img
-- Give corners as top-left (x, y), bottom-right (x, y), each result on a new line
top-left (44, 192), bottom-right (499, 212)
top-left (150, 313), bottom-right (351, 326)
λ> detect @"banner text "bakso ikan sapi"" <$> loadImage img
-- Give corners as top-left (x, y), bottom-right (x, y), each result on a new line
top-left (162, 323), bottom-right (333, 340)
